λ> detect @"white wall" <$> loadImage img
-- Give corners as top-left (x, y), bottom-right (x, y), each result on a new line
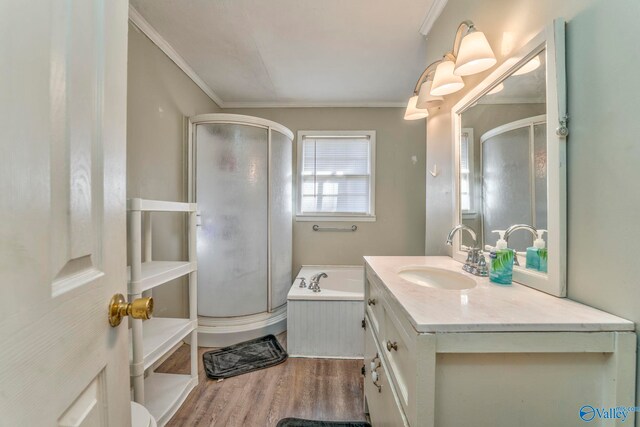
top-left (424, 0), bottom-right (640, 410)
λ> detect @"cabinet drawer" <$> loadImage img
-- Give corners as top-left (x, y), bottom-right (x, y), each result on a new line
top-left (364, 314), bottom-right (409, 427)
top-left (381, 303), bottom-right (417, 424)
top-left (365, 267), bottom-right (385, 334)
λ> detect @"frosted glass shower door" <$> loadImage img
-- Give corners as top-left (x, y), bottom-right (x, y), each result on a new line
top-left (483, 126), bottom-right (532, 251)
top-left (269, 130), bottom-right (293, 310)
top-left (196, 124), bottom-right (268, 317)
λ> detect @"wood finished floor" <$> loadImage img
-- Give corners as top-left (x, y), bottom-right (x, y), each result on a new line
top-left (157, 333), bottom-right (366, 427)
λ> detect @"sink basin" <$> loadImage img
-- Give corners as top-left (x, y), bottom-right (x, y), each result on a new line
top-left (397, 266), bottom-right (476, 290)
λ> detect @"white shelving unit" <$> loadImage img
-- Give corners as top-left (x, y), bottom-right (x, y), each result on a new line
top-left (127, 198), bottom-right (198, 427)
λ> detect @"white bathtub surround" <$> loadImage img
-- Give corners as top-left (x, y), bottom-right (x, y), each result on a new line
top-left (287, 266), bottom-right (364, 358)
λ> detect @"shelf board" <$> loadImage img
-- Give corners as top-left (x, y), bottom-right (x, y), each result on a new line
top-left (144, 373), bottom-right (197, 427)
top-left (128, 198), bottom-right (197, 212)
top-left (130, 318), bottom-right (196, 370)
top-left (128, 261), bottom-right (196, 294)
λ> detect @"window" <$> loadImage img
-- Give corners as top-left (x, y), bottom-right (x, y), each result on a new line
top-left (296, 131), bottom-right (375, 221)
top-left (460, 128), bottom-right (475, 214)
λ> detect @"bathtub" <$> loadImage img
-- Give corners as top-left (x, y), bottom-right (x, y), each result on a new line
top-left (287, 265), bottom-right (364, 358)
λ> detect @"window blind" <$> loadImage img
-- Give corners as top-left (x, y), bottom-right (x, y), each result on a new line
top-left (300, 136), bottom-right (372, 215)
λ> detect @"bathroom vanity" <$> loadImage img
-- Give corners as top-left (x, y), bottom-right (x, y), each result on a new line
top-left (363, 256), bottom-right (636, 427)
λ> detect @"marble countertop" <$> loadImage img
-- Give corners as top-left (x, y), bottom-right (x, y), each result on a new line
top-left (364, 256), bottom-right (635, 333)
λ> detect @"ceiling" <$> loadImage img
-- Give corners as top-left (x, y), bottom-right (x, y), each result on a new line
top-left (130, 0), bottom-right (438, 107)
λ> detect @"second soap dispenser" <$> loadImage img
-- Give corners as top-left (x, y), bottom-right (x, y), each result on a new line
top-left (526, 229), bottom-right (548, 272)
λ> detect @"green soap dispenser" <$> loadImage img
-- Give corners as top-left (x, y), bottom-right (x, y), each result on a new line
top-left (489, 230), bottom-right (514, 285)
top-left (526, 229), bottom-right (548, 272)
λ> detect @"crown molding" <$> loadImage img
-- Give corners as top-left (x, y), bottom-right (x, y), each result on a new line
top-left (128, 5), bottom-right (225, 107)
top-left (419, 0), bottom-right (449, 36)
top-left (222, 101), bottom-right (407, 109)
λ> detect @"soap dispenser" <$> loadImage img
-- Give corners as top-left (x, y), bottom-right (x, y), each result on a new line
top-left (526, 229), bottom-right (548, 272)
top-left (489, 230), bottom-right (514, 285)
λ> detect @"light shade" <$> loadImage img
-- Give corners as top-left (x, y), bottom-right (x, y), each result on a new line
top-left (453, 31), bottom-right (496, 76)
top-left (431, 60), bottom-right (465, 96)
top-left (404, 95), bottom-right (428, 120)
top-left (416, 80), bottom-right (444, 109)
top-left (513, 55), bottom-right (541, 76)
top-left (487, 82), bottom-right (504, 95)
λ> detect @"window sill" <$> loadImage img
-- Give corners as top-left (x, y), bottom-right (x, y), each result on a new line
top-left (295, 215), bottom-right (376, 222)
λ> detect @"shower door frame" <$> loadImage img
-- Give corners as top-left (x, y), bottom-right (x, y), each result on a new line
top-left (186, 114), bottom-right (294, 345)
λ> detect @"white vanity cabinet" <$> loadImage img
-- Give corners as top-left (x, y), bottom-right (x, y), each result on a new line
top-left (363, 257), bottom-right (636, 427)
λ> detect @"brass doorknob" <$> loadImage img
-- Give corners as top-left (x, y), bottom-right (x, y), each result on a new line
top-left (108, 293), bottom-right (153, 327)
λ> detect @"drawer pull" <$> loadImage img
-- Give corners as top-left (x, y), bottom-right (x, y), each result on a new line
top-left (367, 298), bottom-right (376, 306)
top-left (386, 340), bottom-right (398, 352)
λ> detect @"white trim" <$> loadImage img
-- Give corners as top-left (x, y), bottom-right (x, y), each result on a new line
top-left (128, 5), bottom-right (225, 107)
top-left (477, 97), bottom-right (546, 105)
top-left (451, 19), bottom-right (567, 297)
top-left (296, 130), bottom-right (376, 221)
top-left (419, 0), bottom-right (449, 36)
top-left (189, 113), bottom-right (294, 139)
top-left (222, 101), bottom-right (408, 108)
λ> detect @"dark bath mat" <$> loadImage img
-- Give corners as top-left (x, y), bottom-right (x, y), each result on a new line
top-left (203, 334), bottom-right (287, 379)
top-left (276, 419), bottom-right (371, 427)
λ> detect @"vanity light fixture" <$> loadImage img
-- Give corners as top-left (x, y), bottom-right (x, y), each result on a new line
top-left (404, 95), bottom-right (429, 120)
top-left (404, 20), bottom-right (496, 120)
top-left (416, 80), bottom-right (444, 109)
top-left (431, 55), bottom-right (465, 96)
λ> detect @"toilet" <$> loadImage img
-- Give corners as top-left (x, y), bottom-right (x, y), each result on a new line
top-left (131, 402), bottom-right (157, 427)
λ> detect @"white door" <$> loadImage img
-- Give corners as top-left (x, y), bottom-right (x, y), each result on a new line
top-left (0, 1), bottom-right (131, 426)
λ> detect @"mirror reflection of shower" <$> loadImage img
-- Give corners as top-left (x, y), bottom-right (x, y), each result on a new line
top-left (481, 115), bottom-right (547, 252)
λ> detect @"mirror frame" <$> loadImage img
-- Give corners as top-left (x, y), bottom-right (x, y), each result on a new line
top-left (451, 19), bottom-right (567, 297)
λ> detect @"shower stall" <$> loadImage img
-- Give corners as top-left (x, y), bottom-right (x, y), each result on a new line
top-left (188, 114), bottom-right (293, 347)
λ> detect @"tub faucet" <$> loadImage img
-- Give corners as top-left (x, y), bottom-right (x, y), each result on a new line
top-left (309, 272), bottom-right (327, 293)
top-left (504, 224), bottom-right (538, 266)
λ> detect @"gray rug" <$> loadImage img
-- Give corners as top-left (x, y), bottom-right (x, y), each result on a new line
top-left (203, 334), bottom-right (287, 379)
top-left (276, 419), bottom-right (370, 427)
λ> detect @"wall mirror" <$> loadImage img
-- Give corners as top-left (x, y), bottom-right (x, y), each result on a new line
top-left (452, 19), bottom-right (567, 296)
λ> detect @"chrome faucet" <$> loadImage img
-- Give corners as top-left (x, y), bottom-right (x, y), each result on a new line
top-left (446, 224), bottom-right (477, 246)
top-left (309, 272), bottom-right (327, 292)
top-left (446, 224), bottom-right (487, 276)
top-left (504, 224), bottom-right (538, 266)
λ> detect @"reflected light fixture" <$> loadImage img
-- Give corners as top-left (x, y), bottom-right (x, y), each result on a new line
top-left (513, 55), bottom-right (541, 75)
top-left (487, 82), bottom-right (504, 95)
top-left (404, 20), bottom-right (496, 120)
top-left (404, 95), bottom-right (428, 120)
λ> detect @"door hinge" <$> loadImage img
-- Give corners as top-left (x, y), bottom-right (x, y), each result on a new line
top-left (361, 365), bottom-right (366, 376)
top-left (362, 318), bottom-right (366, 329)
